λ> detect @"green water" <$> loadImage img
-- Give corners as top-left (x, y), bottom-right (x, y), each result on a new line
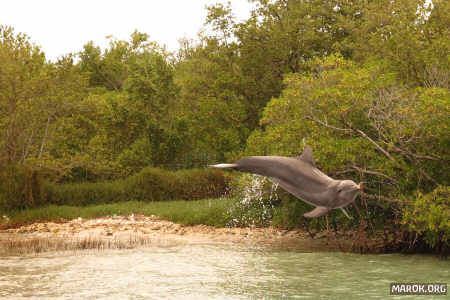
top-left (0, 242), bottom-right (448, 299)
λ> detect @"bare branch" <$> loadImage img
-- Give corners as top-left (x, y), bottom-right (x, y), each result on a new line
top-left (38, 117), bottom-right (51, 159)
top-left (360, 192), bottom-right (406, 204)
top-left (306, 116), bottom-right (352, 132)
top-left (22, 126), bottom-right (35, 163)
top-left (392, 146), bottom-right (441, 186)
top-left (355, 129), bottom-right (396, 162)
top-left (389, 145), bottom-right (442, 161)
top-left (350, 165), bottom-right (398, 184)
top-left (418, 166), bottom-right (439, 186)
top-left (335, 169), bottom-right (355, 175)
top-left (340, 117), bottom-right (396, 162)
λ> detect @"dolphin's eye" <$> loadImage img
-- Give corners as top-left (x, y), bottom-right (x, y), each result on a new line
top-left (338, 189), bottom-right (343, 193)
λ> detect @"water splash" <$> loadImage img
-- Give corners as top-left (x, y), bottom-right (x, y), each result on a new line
top-left (226, 174), bottom-right (279, 227)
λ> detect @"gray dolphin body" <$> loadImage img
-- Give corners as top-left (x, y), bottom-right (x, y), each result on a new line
top-left (210, 145), bottom-right (361, 218)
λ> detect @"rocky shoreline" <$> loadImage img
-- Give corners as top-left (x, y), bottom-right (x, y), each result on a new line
top-left (0, 215), bottom-right (395, 255)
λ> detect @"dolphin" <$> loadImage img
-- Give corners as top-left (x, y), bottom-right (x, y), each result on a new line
top-left (209, 145), bottom-right (362, 218)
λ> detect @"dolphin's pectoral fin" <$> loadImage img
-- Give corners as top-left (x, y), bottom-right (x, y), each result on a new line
top-left (303, 206), bottom-right (329, 218)
top-left (340, 207), bottom-right (353, 219)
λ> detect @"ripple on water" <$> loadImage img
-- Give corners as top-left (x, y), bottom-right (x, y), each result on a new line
top-left (0, 243), bottom-right (449, 299)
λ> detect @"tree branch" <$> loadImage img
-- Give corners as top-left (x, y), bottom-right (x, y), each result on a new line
top-left (355, 128), bottom-right (396, 161)
top-left (306, 116), bottom-right (352, 132)
top-left (350, 165), bottom-right (398, 184)
top-left (390, 145), bottom-right (442, 161)
top-left (22, 126), bottom-right (35, 163)
top-left (360, 192), bottom-right (405, 204)
top-left (38, 116), bottom-right (51, 159)
top-left (341, 117), bottom-right (396, 162)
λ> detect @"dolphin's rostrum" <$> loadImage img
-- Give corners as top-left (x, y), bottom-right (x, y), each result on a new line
top-left (209, 145), bottom-right (362, 218)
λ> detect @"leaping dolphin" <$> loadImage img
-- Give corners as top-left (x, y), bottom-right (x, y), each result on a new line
top-left (209, 145), bottom-right (362, 218)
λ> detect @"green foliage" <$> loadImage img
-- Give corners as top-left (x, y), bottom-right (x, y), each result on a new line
top-left (243, 54), bottom-right (448, 251)
top-left (402, 186), bottom-right (450, 249)
top-left (0, 26), bottom-right (88, 169)
top-left (152, 197), bottom-right (233, 227)
top-left (0, 0), bottom-right (449, 254)
top-left (0, 166), bottom-right (229, 213)
top-left (46, 167), bottom-right (229, 207)
top-left (348, 0), bottom-right (450, 87)
top-left (0, 165), bottom-right (46, 212)
top-left (116, 138), bottom-right (153, 173)
top-left (77, 37), bottom-right (178, 172)
top-left (246, 55), bottom-right (449, 199)
top-left (46, 31), bottom-right (184, 177)
top-left (175, 37), bottom-right (252, 163)
top-left (78, 31), bottom-right (163, 91)
top-left (271, 197), bottom-right (312, 229)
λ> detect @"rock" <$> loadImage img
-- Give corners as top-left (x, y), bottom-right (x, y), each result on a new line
top-left (151, 225), bottom-right (161, 231)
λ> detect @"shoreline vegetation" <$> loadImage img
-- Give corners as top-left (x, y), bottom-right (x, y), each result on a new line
top-left (1, 198), bottom-right (235, 230)
top-left (0, 201), bottom-right (401, 256)
top-left (1, 167), bottom-right (448, 257)
top-left (0, 211), bottom-right (330, 255)
top-left (1, 1), bottom-right (448, 257)
top-left (0, 197), bottom-right (444, 257)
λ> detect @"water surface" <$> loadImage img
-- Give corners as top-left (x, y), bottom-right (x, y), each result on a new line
top-left (1, 242), bottom-right (448, 299)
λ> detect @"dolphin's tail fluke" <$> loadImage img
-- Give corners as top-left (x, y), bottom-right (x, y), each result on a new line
top-left (208, 163), bottom-right (238, 169)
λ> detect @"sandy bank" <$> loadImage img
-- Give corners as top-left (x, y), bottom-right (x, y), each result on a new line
top-left (0, 215), bottom-right (390, 255)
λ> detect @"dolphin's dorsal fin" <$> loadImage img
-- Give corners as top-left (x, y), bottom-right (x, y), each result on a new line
top-left (297, 145), bottom-right (316, 167)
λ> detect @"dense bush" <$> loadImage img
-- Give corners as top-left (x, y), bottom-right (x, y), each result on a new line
top-left (402, 186), bottom-right (450, 252)
top-left (1, 167), bottom-right (229, 212)
top-left (46, 167), bottom-right (229, 207)
top-left (0, 165), bottom-right (47, 212)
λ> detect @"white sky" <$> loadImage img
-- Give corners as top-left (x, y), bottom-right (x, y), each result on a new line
top-left (1, 0), bottom-right (254, 61)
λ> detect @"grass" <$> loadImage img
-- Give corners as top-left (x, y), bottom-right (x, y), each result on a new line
top-left (1, 197), bottom-right (237, 228)
top-left (0, 166), bottom-right (230, 212)
top-left (0, 235), bottom-right (155, 255)
top-left (1, 195), bottom-right (368, 233)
